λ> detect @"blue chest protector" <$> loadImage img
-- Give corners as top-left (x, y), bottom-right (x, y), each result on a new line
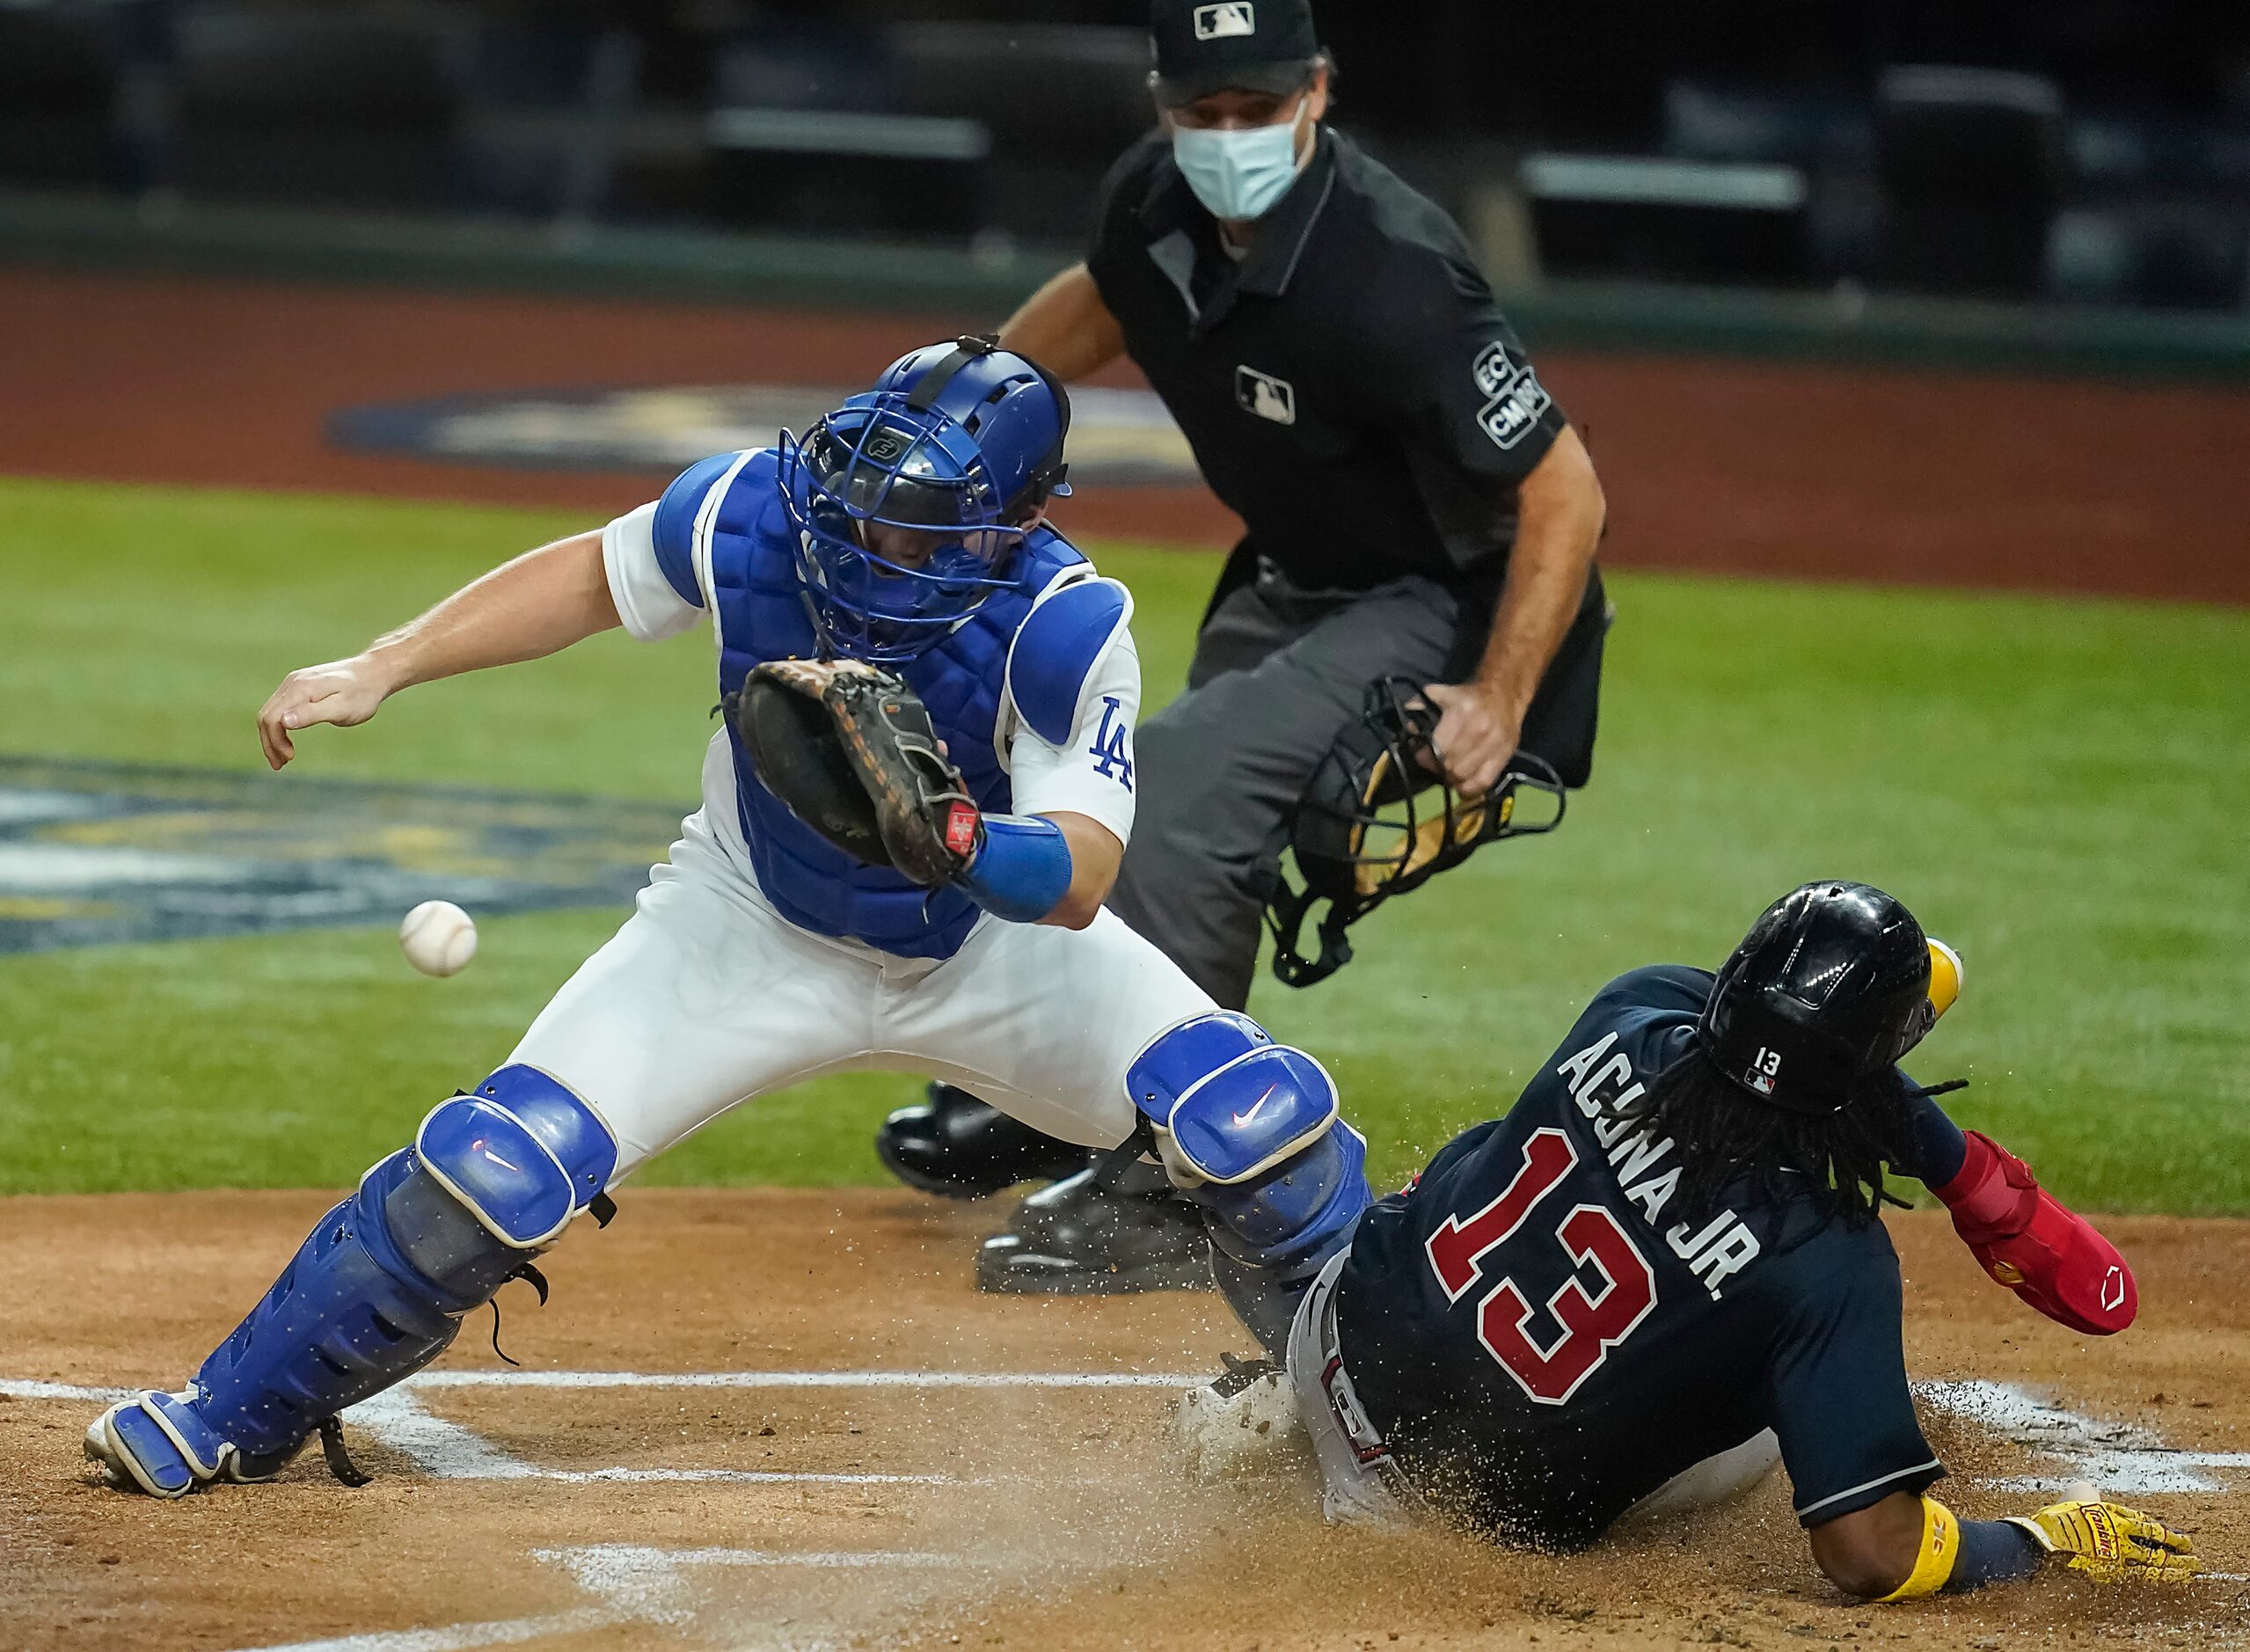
top-left (702, 450), bottom-right (1091, 960)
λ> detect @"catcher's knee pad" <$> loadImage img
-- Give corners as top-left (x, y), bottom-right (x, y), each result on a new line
top-left (180, 1067), bottom-right (616, 1469)
top-left (416, 1064), bottom-right (617, 1252)
top-left (1128, 1012), bottom-right (1371, 1278)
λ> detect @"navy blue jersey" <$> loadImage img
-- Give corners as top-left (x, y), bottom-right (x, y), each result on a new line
top-left (1333, 965), bottom-right (1940, 1547)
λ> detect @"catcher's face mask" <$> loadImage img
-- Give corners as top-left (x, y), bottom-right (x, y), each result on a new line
top-left (1260, 677), bottom-right (1567, 987)
top-left (778, 403), bottom-right (1028, 662)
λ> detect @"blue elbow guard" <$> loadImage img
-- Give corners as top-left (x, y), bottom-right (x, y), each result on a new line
top-left (957, 813), bottom-right (1075, 924)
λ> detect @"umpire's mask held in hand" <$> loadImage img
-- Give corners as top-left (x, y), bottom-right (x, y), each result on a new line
top-left (1172, 98), bottom-right (1310, 222)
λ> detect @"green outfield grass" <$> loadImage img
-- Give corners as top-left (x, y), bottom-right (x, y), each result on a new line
top-left (2, 476), bottom-right (2246, 1210)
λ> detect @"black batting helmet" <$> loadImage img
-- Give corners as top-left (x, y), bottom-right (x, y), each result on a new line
top-left (1698, 881), bottom-right (1963, 1115)
top-left (1260, 677), bottom-right (1566, 987)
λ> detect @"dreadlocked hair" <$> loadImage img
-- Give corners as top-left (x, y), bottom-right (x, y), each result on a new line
top-left (1604, 1046), bottom-right (1930, 1228)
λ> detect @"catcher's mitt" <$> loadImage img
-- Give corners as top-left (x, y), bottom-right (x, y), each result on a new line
top-left (727, 659), bottom-right (982, 886)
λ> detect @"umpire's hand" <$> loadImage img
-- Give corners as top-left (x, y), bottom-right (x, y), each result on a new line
top-left (1420, 681), bottom-right (1522, 796)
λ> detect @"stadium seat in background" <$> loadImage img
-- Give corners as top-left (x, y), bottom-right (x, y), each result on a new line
top-left (1514, 148), bottom-right (1815, 289)
top-left (2046, 201), bottom-right (2250, 311)
top-left (2044, 113), bottom-right (2250, 311)
top-left (0, 5), bottom-right (123, 191)
top-left (700, 25), bottom-right (990, 239)
top-left (169, 4), bottom-right (464, 210)
top-left (454, 19), bottom-right (643, 225)
top-left (1662, 81), bottom-right (1881, 283)
top-left (888, 23), bottom-right (1151, 245)
top-left (1873, 65), bottom-right (2064, 299)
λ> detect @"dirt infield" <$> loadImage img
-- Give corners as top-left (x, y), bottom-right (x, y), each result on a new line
top-left (4, 266), bottom-right (2246, 603)
top-left (3, 1189), bottom-right (2245, 1651)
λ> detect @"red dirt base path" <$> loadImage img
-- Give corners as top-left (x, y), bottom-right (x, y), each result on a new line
top-left (2, 1191), bottom-right (2246, 1652)
top-left (2, 266), bottom-right (2245, 604)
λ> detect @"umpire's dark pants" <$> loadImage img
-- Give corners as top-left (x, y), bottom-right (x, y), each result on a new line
top-left (1108, 557), bottom-right (1606, 1012)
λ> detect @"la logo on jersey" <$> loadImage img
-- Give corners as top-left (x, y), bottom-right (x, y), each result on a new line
top-left (1236, 366), bottom-right (1297, 426)
top-left (1195, 4), bottom-right (1257, 41)
top-left (1089, 696), bottom-right (1134, 790)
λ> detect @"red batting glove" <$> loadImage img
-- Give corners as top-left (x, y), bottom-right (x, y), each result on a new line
top-left (1934, 1131), bottom-right (2137, 1335)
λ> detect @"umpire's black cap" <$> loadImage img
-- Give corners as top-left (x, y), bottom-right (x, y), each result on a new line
top-left (1150, 0), bottom-right (1323, 106)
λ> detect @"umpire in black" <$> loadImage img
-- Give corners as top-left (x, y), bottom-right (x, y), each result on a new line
top-left (878, 0), bottom-right (1611, 1290)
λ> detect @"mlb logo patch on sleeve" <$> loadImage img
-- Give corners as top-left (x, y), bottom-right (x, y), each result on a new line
top-left (1236, 366), bottom-right (1297, 426)
top-left (1471, 340), bottom-right (1552, 450)
top-left (1195, 4), bottom-right (1258, 41)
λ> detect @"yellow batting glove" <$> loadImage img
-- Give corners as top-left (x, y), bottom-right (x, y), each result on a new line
top-left (2005, 1499), bottom-right (2202, 1584)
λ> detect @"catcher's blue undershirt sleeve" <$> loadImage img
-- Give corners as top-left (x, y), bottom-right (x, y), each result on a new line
top-left (956, 814), bottom-right (1074, 924)
top-left (649, 452), bottom-right (740, 608)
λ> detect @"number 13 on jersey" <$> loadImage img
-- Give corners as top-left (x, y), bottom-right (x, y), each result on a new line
top-left (1423, 1128), bottom-right (1658, 1405)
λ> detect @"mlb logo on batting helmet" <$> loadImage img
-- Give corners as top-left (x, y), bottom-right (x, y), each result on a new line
top-left (1195, 3), bottom-right (1257, 41)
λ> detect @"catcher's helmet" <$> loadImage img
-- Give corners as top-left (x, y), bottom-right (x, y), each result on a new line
top-left (1260, 677), bottom-right (1566, 987)
top-left (1698, 881), bottom-right (1963, 1115)
top-left (778, 336), bottom-right (1072, 662)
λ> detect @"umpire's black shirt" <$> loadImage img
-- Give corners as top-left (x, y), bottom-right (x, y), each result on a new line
top-left (1088, 127), bottom-right (1570, 596)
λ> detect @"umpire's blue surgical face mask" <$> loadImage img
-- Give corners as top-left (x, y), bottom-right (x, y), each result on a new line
top-left (1171, 94), bottom-right (1312, 223)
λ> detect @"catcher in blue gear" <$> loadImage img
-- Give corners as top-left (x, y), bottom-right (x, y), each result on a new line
top-left (87, 338), bottom-right (1369, 1499)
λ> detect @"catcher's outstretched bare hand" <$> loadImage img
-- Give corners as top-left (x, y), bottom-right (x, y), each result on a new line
top-left (258, 655), bottom-right (395, 770)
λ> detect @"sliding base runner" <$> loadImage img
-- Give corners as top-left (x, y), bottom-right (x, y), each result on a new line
top-left (1209, 881), bottom-right (2193, 1598)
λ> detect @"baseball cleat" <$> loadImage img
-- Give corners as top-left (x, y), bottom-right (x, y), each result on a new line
top-left (1172, 1353), bottom-right (1304, 1480)
top-left (84, 1391), bottom-right (294, 1498)
top-left (86, 1392), bottom-right (215, 1499)
top-left (975, 1166), bottom-right (1214, 1295)
top-left (875, 1083), bottom-right (1086, 1200)
top-left (1935, 1131), bottom-right (2137, 1335)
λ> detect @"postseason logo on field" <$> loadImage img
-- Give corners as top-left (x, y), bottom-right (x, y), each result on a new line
top-left (1471, 340), bottom-right (1552, 450)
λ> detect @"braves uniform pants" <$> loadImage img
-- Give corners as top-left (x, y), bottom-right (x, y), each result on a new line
top-left (1287, 1249), bottom-right (1780, 1533)
top-left (510, 823), bottom-right (1213, 1180)
top-left (1111, 558), bottom-right (1604, 1012)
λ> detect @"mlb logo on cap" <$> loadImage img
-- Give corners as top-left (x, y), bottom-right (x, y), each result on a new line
top-left (1152, 0), bottom-right (1317, 104)
top-left (1194, 3), bottom-right (1257, 40)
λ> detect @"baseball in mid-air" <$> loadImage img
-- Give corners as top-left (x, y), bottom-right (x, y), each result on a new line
top-left (399, 900), bottom-right (478, 977)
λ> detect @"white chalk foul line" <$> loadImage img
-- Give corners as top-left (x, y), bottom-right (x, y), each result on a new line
top-left (405, 1369), bottom-right (1203, 1390)
top-left (347, 1389), bottom-right (961, 1486)
top-left (14, 1371), bottom-right (1189, 1490)
top-left (0, 1378), bottom-right (132, 1403)
top-left (5, 1370), bottom-right (1202, 1406)
top-left (532, 1543), bottom-right (968, 1633)
top-left (1920, 1379), bottom-right (2250, 1495)
top-left (223, 1547), bottom-right (973, 1651)
top-left (537, 1544), bottom-right (961, 1571)
top-left (230, 1607), bottom-right (614, 1652)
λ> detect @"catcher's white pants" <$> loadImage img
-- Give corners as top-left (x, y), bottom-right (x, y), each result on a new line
top-left (509, 811), bottom-right (1214, 1179)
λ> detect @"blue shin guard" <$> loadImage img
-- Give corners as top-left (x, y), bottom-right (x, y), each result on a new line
top-left (1126, 1012), bottom-right (1373, 1352)
top-left (86, 1066), bottom-right (616, 1497)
